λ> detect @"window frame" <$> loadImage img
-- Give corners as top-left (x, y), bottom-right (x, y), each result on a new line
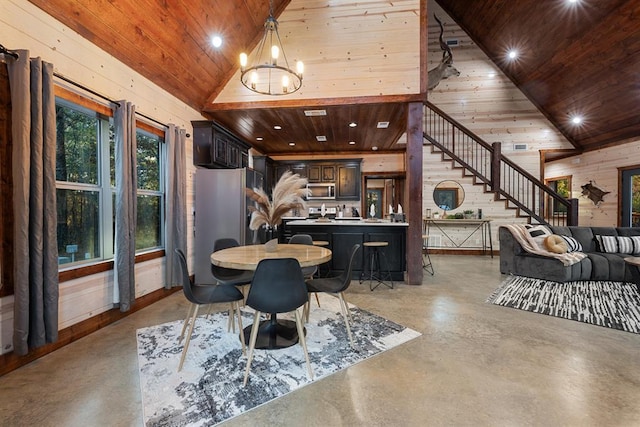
top-left (545, 175), bottom-right (571, 220)
top-left (55, 86), bottom-right (166, 283)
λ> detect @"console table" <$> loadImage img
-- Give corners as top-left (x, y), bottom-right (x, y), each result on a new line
top-left (424, 219), bottom-right (493, 257)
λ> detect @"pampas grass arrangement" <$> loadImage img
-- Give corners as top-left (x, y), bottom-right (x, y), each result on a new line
top-left (245, 171), bottom-right (310, 230)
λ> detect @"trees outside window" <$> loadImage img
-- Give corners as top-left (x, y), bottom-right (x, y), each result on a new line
top-left (56, 98), bottom-right (165, 267)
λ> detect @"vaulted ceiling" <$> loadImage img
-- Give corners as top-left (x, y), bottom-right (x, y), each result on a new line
top-left (27, 0), bottom-right (640, 156)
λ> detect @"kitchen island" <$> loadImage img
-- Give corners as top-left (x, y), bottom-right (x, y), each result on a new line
top-left (285, 219), bottom-right (408, 281)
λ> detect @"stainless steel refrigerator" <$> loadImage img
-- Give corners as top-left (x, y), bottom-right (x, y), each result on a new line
top-left (194, 168), bottom-right (262, 283)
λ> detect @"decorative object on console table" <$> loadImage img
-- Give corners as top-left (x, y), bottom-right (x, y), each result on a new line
top-left (246, 171), bottom-right (310, 244)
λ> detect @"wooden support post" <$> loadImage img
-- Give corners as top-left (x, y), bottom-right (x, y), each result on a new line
top-left (491, 142), bottom-right (501, 193)
top-left (567, 198), bottom-right (579, 226)
top-left (406, 102), bottom-right (423, 285)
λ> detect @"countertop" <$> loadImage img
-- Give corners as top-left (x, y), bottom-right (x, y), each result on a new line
top-left (286, 219), bottom-right (408, 227)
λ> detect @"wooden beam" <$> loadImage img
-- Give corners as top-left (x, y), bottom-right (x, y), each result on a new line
top-left (405, 102), bottom-right (423, 285)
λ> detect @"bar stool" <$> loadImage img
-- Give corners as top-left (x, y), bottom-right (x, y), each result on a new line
top-left (422, 234), bottom-right (434, 275)
top-left (359, 241), bottom-right (393, 291)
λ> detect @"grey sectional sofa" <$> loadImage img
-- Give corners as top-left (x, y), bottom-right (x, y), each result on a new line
top-left (499, 225), bottom-right (640, 282)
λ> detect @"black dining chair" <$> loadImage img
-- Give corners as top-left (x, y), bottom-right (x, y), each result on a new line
top-left (212, 238), bottom-right (254, 299)
top-left (288, 234), bottom-right (318, 278)
top-left (243, 258), bottom-right (313, 386)
top-left (305, 244), bottom-right (361, 347)
top-left (175, 249), bottom-right (246, 372)
top-left (289, 233), bottom-right (321, 306)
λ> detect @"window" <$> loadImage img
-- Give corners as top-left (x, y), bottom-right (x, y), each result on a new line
top-left (619, 166), bottom-right (640, 227)
top-left (545, 175), bottom-right (571, 220)
top-left (55, 96), bottom-right (165, 268)
top-left (135, 130), bottom-right (164, 251)
top-left (56, 100), bottom-right (108, 265)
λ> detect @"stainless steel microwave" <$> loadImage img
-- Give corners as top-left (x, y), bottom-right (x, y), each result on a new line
top-left (307, 183), bottom-right (336, 200)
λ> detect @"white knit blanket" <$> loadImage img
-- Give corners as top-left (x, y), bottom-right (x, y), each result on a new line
top-left (502, 224), bottom-right (588, 266)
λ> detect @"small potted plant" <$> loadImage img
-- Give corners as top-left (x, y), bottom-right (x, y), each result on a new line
top-left (463, 209), bottom-right (475, 219)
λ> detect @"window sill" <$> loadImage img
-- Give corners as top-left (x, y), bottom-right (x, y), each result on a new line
top-left (59, 249), bottom-right (165, 283)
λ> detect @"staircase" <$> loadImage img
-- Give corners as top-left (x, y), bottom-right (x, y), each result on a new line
top-left (423, 101), bottom-right (578, 226)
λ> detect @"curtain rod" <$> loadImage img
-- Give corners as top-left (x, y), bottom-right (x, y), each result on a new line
top-left (0, 44), bottom-right (19, 59)
top-left (54, 72), bottom-right (168, 130)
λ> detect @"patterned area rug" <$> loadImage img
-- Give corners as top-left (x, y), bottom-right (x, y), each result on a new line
top-left (488, 275), bottom-right (640, 334)
top-left (136, 294), bottom-right (420, 426)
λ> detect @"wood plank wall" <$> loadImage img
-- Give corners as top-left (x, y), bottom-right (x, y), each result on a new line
top-left (0, 0), bottom-right (204, 355)
top-left (545, 142), bottom-right (640, 227)
top-left (421, 1), bottom-right (576, 249)
top-left (214, 0), bottom-right (421, 104)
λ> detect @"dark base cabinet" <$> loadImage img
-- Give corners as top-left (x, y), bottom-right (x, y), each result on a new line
top-left (287, 223), bottom-right (406, 281)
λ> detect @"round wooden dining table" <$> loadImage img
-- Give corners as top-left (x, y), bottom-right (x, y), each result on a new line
top-left (210, 243), bottom-right (331, 271)
top-left (210, 243), bottom-right (332, 349)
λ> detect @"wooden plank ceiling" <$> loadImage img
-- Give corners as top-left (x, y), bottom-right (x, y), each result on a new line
top-left (436, 0), bottom-right (640, 153)
top-left (27, 0), bottom-right (640, 155)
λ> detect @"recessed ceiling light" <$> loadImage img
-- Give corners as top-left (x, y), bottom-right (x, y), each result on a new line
top-left (372, 146), bottom-right (378, 151)
top-left (507, 50), bottom-right (518, 60)
top-left (288, 142), bottom-right (296, 146)
top-left (304, 110), bottom-right (327, 117)
top-left (349, 141), bottom-right (356, 145)
top-left (349, 122), bottom-right (357, 128)
top-left (488, 71), bottom-right (496, 78)
top-left (571, 115), bottom-right (583, 125)
top-left (273, 125), bottom-right (282, 130)
top-left (211, 36), bottom-right (222, 48)
top-left (256, 137), bottom-right (263, 141)
top-left (316, 136), bottom-right (327, 142)
top-left (377, 122), bottom-right (389, 129)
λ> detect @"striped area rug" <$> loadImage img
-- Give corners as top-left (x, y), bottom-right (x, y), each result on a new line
top-left (488, 276), bottom-right (640, 334)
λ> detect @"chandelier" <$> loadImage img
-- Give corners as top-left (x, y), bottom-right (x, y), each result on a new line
top-left (239, 1), bottom-right (303, 95)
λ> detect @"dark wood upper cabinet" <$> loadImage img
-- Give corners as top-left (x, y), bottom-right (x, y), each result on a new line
top-left (321, 165), bottom-right (335, 182)
top-left (307, 165), bottom-right (321, 182)
top-left (192, 121), bottom-right (250, 169)
top-left (336, 162), bottom-right (361, 200)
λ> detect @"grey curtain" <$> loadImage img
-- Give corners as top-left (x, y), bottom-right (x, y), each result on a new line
top-left (8, 50), bottom-right (59, 356)
top-left (113, 101), bottom-right (137, 312)
top-left (164, 124), bottom-right (187, 288)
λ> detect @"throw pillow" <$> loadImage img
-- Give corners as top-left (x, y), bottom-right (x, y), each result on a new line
top-left (595, 235), bottom-right (618, 253)
top-left (560, 235), bottom-right (583, 252)
top-left (594, 235), bottom-right (638, 254)
top-left (544, 235), bottom-right (568, 254)
top-left (524, 224), bottom-right (552, 248)
top-left (632, 236), bottom-right (640, 254)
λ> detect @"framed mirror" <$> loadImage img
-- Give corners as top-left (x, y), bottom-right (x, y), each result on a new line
top-left (433, 180), bottom-right (464, 211)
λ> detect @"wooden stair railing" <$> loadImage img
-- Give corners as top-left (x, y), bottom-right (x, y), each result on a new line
top-left (423, 101), bottom-right (578, 226)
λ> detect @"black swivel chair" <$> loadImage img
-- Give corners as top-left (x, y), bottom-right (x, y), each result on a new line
top-left (305, 244), bottom-right (361, 347)
top-left (212, 238), bottom-right (254, 298)
top-left (243, 258), bottom-right (313, 386)
top-left (174, 249), bottom-right (245, 371)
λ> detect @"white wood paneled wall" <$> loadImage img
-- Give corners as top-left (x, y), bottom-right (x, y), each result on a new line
top-left (426, 2), bottom-right (573, 160)
top-left (545, 140), bottom-right (640, 227)
top-left (0, 0), bottom-right (203, 354)
top-left (215, 0), bottom-right (421, 103)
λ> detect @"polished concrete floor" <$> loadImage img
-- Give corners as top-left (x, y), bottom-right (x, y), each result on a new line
top-left (1, 255), bottom-right (640, 426)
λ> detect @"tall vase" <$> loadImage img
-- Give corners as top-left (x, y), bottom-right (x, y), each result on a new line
top-left (263, 225), bottom-right (278, 252)
top-left (262, 224), bottom-right (278, 244)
